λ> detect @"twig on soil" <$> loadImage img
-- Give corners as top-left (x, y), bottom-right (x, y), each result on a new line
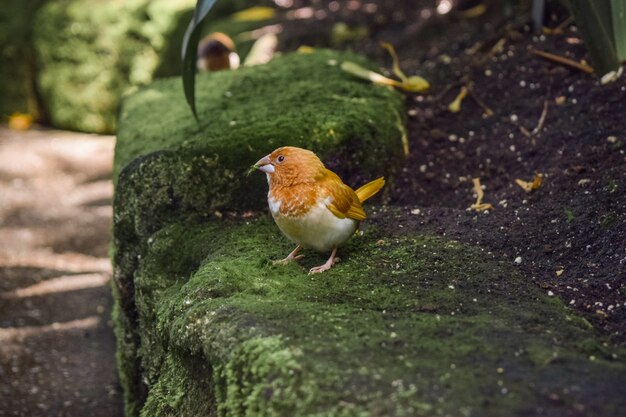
top-left (466, 83), bottom-right (495, 118)
top-left (528, 47), bottom-right (594, 74)
top-left (518, 100), bottom-right (549, 140)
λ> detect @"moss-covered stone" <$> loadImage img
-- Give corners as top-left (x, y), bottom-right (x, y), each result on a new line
top-left (32, 0), bottom-right (197, 133)
top-left (114, 49), bottom-right (405, 211)
top-left (117, 216), bottom-right (626, 416)
top-left (113, 49), bottom-right (407, 415)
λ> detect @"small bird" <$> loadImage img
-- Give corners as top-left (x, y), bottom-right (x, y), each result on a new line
top-left (197, 32), bottom-right (240, 72)
top-left (253, 146), bottom-right (384, 274)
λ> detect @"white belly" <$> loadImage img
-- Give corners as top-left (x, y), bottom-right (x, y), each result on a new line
top-left (271, 201), bottom-right (358, 252)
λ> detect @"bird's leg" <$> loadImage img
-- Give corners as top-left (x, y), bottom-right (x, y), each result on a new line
top-left (308, 248), bottom-right (339, 275)
top-left (273, 245), bottom-right (304, 265)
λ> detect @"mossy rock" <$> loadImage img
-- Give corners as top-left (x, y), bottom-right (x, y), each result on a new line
top-left (31, 0), bottom-right (198, 133)
top-left (113, 49), bottom-right (405, 223)
top-left (113, 49), bottom-right (407, 415)
top-left (113, 215), bottom-right (626, 416)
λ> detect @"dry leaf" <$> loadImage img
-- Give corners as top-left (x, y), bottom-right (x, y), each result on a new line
top-left (341, 43), bottom-right (429, 93)
top-left (556, 268), bottom-right (564, 277)
top-left (470, 177), bottom-right (494, 211)
top-left (340, 61), bottom-right (429, 93)
top-left (515, 173), bottom-right (543, 193)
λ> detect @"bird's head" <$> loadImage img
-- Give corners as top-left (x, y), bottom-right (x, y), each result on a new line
top-left (253, 146), bottom-right (326, 187)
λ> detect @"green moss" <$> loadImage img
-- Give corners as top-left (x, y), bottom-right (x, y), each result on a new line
top-left (32, 0), bottom-right (197, 133)
top-left (118, 216), bottom-right (626, 416)
top-left (115, 49), bottom-right (405, 181)
top-left (0, 0), bottom-right (48, 118)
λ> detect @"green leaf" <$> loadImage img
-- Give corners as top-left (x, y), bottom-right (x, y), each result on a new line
top-left (612, 0), bottom-right (626, 62)
top-left (568, 0), bottom-right (620, 77)
top-left (182, 0), bottom-right (219, 119)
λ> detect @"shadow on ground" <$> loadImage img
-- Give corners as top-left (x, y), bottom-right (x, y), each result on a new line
top-left (0, 128), bottom-right (123, 417)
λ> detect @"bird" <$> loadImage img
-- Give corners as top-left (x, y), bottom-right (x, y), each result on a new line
top-left (253, 146), bottom-right (385, 274)
top-left (197, 32), bottom-right (240, 72)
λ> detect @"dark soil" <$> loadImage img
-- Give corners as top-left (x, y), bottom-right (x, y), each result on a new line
top-left (277, 0), bottom-right (626, 346)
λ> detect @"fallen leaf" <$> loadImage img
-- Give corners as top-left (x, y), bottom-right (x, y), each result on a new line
top-left (297, 45), bottom-right (315, 54)
top-left (340, 61), bottom-right (429, 93)
top-left (515, 173), bottom-right (543, 192)
top-left (341, 43), bottom-right (429, 93)
top-left (8, 113), bottom-right (34, 131)
top-left (469, 177), bottom-right (494, 211)
top-left (556, 268), bottom-right (564, 277)
top-left (448, 86), bottom-right (468, 113)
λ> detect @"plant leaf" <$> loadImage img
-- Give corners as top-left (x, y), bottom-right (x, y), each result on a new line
top-left (231, 6), bottom-right (275, 22)
top-left (568, 0), bottom-right (620, 77)
top-left (612, 0), bottom-right (626, 61)
top-left (182, 0), bottom-right (219, 119)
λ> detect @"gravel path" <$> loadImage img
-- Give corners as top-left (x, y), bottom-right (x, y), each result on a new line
top-left (0, 127), bottom-right (123, 416)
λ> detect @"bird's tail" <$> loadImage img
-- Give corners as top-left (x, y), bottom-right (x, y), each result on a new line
top-left (355, 177), bottom-right (385, 203)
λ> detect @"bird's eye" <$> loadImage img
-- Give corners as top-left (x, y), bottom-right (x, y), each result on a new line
top-left (277, 155), bottom-right (285, 163)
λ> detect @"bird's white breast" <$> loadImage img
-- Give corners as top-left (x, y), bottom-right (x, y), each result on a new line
top-left (269, 197), bottom-right (358, 252)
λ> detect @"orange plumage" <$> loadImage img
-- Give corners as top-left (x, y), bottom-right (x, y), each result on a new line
top-left (254, 146), bottom-right (384, 274)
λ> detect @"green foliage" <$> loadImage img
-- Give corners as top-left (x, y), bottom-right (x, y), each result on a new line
top-left (182, 0), bottom-right (219, 119)
top-left (612, 0), bottom-right (626, 62)
top-left (33, 0), bottom-right (196, 133)
top-left (567, 0), bottom-right (622, 77)
top-left (0, 0), bottom-right (48, 118)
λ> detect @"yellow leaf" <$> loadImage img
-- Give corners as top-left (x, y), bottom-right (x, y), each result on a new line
top-left (340, 61), bottom-right (396, 86)
top-left (448, 86), bottom-right (468, 113)
top-left (461, 4), bottom-right (487, 18)
top-left (470, 177), bottom-right (493, 211)
top-left (515, 173), bottom-right (543, 193)
top-left (8, 113), bottom-right (34, 131)
top-left (231, 6), bottom-right (275, 22)
top-left (556, 268), bottom-right (564, 277)
top-left (401, 75), bottom-right (430, 92)
top-left (297, 45), bottom-right (315, 54)
top-left (341, 61), bottom-right (429, 93)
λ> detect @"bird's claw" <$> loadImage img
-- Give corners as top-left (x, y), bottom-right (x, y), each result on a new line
top-left (308, 257), bottom-right (339, 275)
top-left (272, 254), bottom-right (304, 266)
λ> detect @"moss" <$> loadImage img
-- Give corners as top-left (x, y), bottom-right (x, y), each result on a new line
top-left (0, 0), bottom-right (48, 118)
top-left (115, 48), bottom-right (405, 181)
top-left (32, 0), bottom-right (197, 133)
top-left (118, 216), bottom-right (626, 416)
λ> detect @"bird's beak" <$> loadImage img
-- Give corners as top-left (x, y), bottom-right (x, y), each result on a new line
top-left (253, 155), bottom-right (275, 174)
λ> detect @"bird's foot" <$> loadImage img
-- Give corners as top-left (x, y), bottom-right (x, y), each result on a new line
top-left (272, 245), bottom-right (303, 265)
top-left (272, 254), bottom-right (304, 265)
top-left (308, 249), bottom-right (339, 275)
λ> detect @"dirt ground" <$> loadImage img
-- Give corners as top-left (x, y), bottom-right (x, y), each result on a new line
top-left (0, 128), bottom-right (123, 416)
top-left (0, 1), bottom-right (624, 416)
top-left (278, 0), bottom-right (626, 346)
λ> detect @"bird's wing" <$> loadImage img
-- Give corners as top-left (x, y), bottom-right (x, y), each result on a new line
top-left (321, 171), bottom-right (366, 221)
